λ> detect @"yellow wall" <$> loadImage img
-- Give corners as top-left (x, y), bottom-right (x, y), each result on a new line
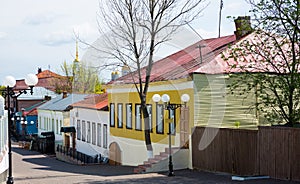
top-left (108, 80), bottom-right (194, 145)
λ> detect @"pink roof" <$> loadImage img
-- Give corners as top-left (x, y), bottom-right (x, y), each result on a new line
top-left (195, 32), bottom-right (295, 74)
top-left (109, 35), bottom-right (236, 84)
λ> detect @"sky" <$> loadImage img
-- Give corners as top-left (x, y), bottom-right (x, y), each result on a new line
top-left (0, 0), bottom-right (251, 83)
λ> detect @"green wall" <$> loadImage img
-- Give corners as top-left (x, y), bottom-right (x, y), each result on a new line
top-left (193, 73), bottom-right (260, 129)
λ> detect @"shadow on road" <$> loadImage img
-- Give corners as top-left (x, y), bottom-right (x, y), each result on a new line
top-left (12, 146), bottom-right (300, 184)
top-left (13, 146), bottom-right (135, 177)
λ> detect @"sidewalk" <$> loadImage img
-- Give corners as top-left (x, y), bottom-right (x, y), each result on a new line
top-left (11, 146), bottom-right (300, 184)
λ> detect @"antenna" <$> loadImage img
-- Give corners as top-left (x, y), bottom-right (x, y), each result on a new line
top-left (196, 45), bottom-right (206, 63)
top-left (185, 21), bottom-right (206, 63)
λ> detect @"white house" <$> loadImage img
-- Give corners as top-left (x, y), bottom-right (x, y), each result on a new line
top-left (37, 93), bottom-right (88, 145)
top-left (69, 93), bottom-right (109, 159)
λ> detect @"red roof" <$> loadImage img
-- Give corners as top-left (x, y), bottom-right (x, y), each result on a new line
top-left (37, 70), bottom-right (62, 79)
top-left (25, 109), bottom-right (38, 116)
top-left (14, 70), bottom-right (66, 92)
top-left (71, 93), bottom-right (108, 110)
top-left (109, 35), bottom-right (236, 84)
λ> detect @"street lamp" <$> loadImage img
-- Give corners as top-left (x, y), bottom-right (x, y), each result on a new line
top-left (2, 74), bottom-right (38, 184)
top-left (152, 93), bottom-right (190, 177)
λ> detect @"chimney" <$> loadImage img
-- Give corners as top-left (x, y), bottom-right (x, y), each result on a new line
top-left (44, 95), bottom-right (51, 101)
top-left (38, 67), bottom-right (42, 74)
top-left (234, 16), bottom-right (253, 40)
top-left (62, 91), bottom-right (68, 99)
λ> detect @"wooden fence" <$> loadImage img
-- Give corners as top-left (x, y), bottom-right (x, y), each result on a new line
top-left (192, 126), bottom-right (300, 181)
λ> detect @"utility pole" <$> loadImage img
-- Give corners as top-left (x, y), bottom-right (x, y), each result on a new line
top-left (218, 0), bottom-right (224, 38)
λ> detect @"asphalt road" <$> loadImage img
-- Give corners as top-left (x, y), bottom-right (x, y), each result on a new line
top-left (10, 145), bottom-right (300, 184)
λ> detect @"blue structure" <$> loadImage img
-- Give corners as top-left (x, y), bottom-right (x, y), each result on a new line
top-left (15, 101), bottom-right (46, 137)
top-left (24, 115), bottom-right (38, 135)
top-left (15, 114), bottom-right (38, 136)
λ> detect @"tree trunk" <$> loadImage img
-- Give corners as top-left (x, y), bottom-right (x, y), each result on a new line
top-left (141, 97), bottom-right (153, 158)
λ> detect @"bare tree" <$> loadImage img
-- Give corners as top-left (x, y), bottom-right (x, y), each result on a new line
top-left (94, 0), bottom-right (207, 157)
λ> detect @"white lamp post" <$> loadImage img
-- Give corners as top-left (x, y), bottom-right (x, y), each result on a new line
top-left (152, 93), bottom-right (190, 176)
top-left (2, 74), bottom-right (38, 184)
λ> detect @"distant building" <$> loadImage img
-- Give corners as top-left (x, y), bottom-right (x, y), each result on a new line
top-left (11, 69), bottom-right (63, 113)
top-left (16, 86), bottom-right (57, 112)
top-left (37, 92), bottom-right (88, 145)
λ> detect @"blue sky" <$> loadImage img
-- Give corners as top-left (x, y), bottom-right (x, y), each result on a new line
top-left (0, 0), bottom-right (251, 82)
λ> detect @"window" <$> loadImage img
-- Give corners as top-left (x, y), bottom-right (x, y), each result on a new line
top-left (77, 120), bottom-right (81, 140)
top-left (59, 120), bottom-right (62, 135)
top-left (126, 103), bottom-right (132, 129)
top-left (56, 120), bottom-right (59, 134)
top-left (37, 117), bottom-right (39, 128)
top-left (82, 120), bottom-right (86, 141)
top-left (169, 109), bottom-right (176, 135)
top-left (147, 104), bottom-right (152, 132)
top-left (46, 118), bottom-right (48, 130)
top-left (52, 119), bottom-right (55, 132)
top-left (117, 103), bottom-right (123, 128)
top-left (110, 103), bottom-right (115, 127)
top-left (43, 117), bottom-right (46, 130)
top-left (87, 121), bottom-right (91, 143)
top-left (97, 123), bottom-right (101, 147)
top-left (156, 104), bottom-right (164, 134)
top-left (92, 122), bottom-right (96, 145)
top-left (135, 104), bottom-right (142, 130)
top-left (103, 124), bottom-right (108, 148)
top-left (48, 118), bottom-right (50, 130)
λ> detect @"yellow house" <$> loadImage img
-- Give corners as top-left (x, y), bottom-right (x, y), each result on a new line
top-left (106, 34), bottom-right (238, 171)
top-left (107, 78), bottom-right (193, 167)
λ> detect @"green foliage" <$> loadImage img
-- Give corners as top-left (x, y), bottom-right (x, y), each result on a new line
top-left (57, 61), bottom-right (102, 94)
top-left (0, 86), bottom-right (6, 96)
top-left (234, 121), bottom-right (240, 128)
top-left (94, 78), bottom-right (104, 94)
top-left (224, 0), bottom-right (300, 126)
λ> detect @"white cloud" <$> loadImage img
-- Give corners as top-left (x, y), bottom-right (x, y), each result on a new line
top-left (24, 12), bottom-right (61, 25)
top-left (39, 21), bottom-right (98, 47)
top-left (226, 2), bottom-right (243, 10)
top-left (41, 31), bottom-right (73, 46)
top-left (223, 2), bottom-right (251, 16)
top-left (72, 22), bottom-right (98, 42)
top-left (0, 32), bottom-right (7, 39)
top-left (197, 28), bottom-right (218, 39)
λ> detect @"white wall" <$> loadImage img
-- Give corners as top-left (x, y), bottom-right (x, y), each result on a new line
top-left (109, 134), bottom-right (181, 166)
top-left (37, 109), bottom-right (64, 143)
top-left (70, 107), bottom-right (109, 158)
top-left (0, 111), bottom-right (8, 176)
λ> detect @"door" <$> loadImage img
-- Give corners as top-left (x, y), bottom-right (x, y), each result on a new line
top-left (180, 107), bottom-right (189, 149)
top-left (64, 134), bottom-right (70, 148)
top-left (109, 142), bottom-right (121, 165)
